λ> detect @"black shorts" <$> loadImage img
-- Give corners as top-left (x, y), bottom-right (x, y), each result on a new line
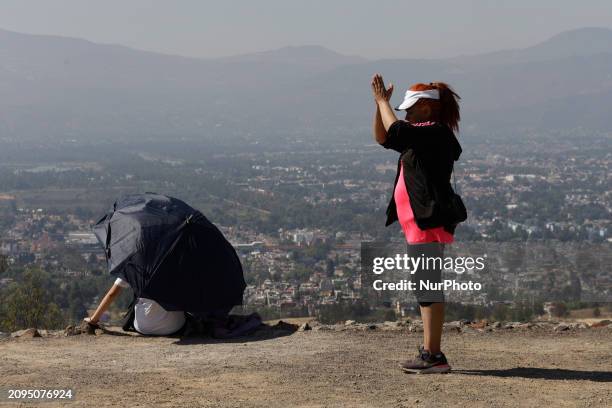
top-left (407, 242), bottom-right (445, 305)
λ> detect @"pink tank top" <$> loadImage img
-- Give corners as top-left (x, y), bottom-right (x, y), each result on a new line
top-left (394, 163), bottom-right (454, 244)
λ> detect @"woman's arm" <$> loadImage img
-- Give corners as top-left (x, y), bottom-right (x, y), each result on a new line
top-left (377, 98), bottom-right (398, 131)
top-left (85, 283), bottom-right (124, 324)
top-left (371, 74), bottom-right (398, 144)
top-left (373, 103), bottom-right (386, 144)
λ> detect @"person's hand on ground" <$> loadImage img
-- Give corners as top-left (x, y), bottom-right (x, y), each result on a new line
top-left (83, 317), bottom-right (99, 327)
top-left (371, 74), bottom-right (393, 102)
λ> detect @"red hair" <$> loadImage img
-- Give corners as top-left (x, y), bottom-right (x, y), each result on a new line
top-left (409, 82), bottom-right (461, 133)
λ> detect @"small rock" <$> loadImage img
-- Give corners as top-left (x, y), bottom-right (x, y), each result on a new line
top-left (345, 320), bottom-right (356, 326)
top-left (492, 321), bottom-right (502, 328)
top-left (443, 322), bottom-right (461, 332)
top-left (554, 323), bottom-right (570, 332)
top-left (11, 328), bottom-right (41, 338)
top-left (272, 321), bottom-right (298, 332)
top-left (64, 321), bottom-right (99, 336)
top-left (470, 321), bottom-right (487, 329)
top-left (80, 321), bottom-right (97, 335)
top-left (367, 324), bottom-right (378, 330)
top-left (298, 322), bottom-right (311, 331)
top-left (535, 322), bottom-right (555, 329)
top-left (94, 328), bottom-right (105, 336)
top-left (383, 321), bottom-right (403, 330)
top-left (590, 320), bottom-right (611, 328)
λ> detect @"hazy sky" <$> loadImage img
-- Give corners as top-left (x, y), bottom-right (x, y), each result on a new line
top-left (2, 0), bottom-right (612, 59)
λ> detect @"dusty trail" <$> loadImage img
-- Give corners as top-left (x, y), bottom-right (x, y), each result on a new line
top-left (1, 327), bottom-right (611, 407)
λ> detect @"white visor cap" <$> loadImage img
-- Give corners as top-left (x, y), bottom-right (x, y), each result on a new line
top-left (395, 89), bottom-right (440, 111)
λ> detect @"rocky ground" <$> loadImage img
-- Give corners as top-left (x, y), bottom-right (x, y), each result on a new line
top-left (1, 319), bottom-right (611, 407)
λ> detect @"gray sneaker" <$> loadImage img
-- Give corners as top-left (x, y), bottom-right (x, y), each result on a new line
top-left (400, 346), bottom-right (451, 374)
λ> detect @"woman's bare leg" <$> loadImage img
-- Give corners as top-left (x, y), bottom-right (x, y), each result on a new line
top-left (420, 303), bottom-right (444, 354)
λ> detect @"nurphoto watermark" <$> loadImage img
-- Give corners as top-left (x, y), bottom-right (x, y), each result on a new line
top-left (360, 241), bottom-right (612, 305)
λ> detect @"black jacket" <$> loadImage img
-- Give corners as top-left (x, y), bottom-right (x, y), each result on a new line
top-left (381, 120), bottom-right (462, 233)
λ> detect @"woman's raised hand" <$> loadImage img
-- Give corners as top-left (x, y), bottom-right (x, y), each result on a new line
top-left (371, 74), bottom-right (393, 102)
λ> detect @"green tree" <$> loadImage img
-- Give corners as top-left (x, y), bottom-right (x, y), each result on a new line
top-left (492, 304), bottom-right (509, 322)
top-left (551, 302), bottom-right (569, 318)
top-left (0, 255), bottom-right (7, 275)
top-left (1, 268), bottom-right (65, 331)
top-left (593, 306), bottom-right (601, 318)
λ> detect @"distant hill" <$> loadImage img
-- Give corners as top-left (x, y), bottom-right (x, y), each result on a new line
top-left (218, 44), bottom-right (366, 69)
top-left (1, 27), bottom-right (612, 143)
top-left (449, 27), bottom-right (612, 66)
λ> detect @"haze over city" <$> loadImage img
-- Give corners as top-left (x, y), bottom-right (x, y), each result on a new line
top-left (2, 0), bottom-right (612, 59)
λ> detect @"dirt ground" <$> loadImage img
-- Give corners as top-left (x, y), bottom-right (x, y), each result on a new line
top-left (1, 327), bottom-right (611, 407)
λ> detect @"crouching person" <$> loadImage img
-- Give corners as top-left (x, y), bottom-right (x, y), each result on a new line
top-left (85, 277), bottom-right (186, 336)
top-left (88, 193), bottom-right (249, 337)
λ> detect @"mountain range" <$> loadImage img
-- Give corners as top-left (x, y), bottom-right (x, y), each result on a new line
top-left (1, 26), bottom-right (612, 143)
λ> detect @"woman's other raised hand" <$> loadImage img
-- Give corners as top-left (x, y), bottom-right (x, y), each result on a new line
top-left (371, 73), bottom-right (394, 102)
